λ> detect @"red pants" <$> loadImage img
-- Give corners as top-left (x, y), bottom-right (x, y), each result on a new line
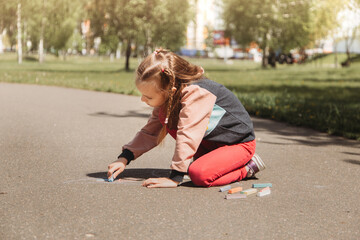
top-left (188, 139), bottom-right (256, 187)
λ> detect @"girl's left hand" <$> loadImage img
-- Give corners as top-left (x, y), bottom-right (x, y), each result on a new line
top-left (142, 178), bottom-right (179, 188)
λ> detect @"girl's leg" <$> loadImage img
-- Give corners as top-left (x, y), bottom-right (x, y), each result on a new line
top-left (188, 140), bottom-right (256, 187)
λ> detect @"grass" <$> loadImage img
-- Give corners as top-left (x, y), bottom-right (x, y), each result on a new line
top-left (1, 52), bottom-right (359, 140)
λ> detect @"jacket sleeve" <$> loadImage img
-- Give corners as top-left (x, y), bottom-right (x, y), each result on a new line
top-left (122, 107), bottom-right (164, 160)
top-left (170, 85), bottom-right (217, 173)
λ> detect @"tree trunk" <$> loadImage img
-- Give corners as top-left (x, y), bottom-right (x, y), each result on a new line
top-left (334, 40), bottom-right (338, 68)
top-left (39, 0), bottom-right (45, 63)
top-left (17, 3), bottom-right (22, 64)
top-left (144, 28), bottom-right (152, 57)
top-left (261, 45), bottom-right (268, 68)
top-left (125, 40), bottom-right (131, 71)
top-left (0, 28), bottom-right (4, 54)
top-left (261, 32), bottom-right (268, 68)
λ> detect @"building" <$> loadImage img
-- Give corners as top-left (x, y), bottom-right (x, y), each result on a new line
top-left (185, 0), bottom-right (223, 51)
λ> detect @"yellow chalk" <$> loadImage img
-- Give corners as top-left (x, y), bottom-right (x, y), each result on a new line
top-left (240, 188), bottom-right (258, 196)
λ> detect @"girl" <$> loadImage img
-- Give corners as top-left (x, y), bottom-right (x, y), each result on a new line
top-left (107, 49), bottom-right (265, 188)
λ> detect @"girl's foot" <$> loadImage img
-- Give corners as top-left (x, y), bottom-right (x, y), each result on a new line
top-left (246, 153), bottom-right (266, 178)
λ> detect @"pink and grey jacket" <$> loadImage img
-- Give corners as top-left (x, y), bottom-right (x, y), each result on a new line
top-left (118, 78), bottom-right (255, 182)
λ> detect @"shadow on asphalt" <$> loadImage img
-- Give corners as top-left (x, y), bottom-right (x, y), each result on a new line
top-left (87, 169), bottom-right (202, 187)
top-left (253, 118), bottom-right (360, 147)
top-left (343, 159), bottom-right (360, 166)
top-left (87, 168), bottom-right (171, 180)
top-left (88, 110), bottom-right (150, 119)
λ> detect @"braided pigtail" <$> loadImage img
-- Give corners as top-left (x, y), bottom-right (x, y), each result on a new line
top-left (157, 67), bottom-right (176, 144)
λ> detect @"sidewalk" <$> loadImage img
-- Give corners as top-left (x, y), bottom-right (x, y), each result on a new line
top-left (1, 83), bottom-right (359, 240)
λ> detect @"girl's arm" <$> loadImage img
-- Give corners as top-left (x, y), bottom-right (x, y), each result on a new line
top-left (108, 107), bottom-right (163, 180)
top-left (118, 107), bottom-right (164, 164)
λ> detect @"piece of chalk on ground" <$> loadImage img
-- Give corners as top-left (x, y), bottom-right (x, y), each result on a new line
top-left (225, 193), bottom-right (247, 199)
top-left (259, 187), bottom-right (271, 192)
top-left (240, 188), bottom-right (258, 195)
top-left (252, 183), bottom-right (272, 188)
top-left (228, 187), bottom-right (243, 194)
top-left (108, 174), bottom-right (114, 182)
top-left (257, 188), bottom-right (271, 197)
top-left (219, 185), bottom-right (232, 192)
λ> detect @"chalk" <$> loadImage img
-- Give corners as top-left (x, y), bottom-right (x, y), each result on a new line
top-left (257, 188), bottom-right (271, 197)
top-left (225, 193), bottom-right (247, 199)
top-left (259, 186), bottom-right (271, 192)
top-left (240, 188), bottom-right (258, 196)
top-left (228, 187), bottom-right (243, 194)
top-left (252, 183), bottom-right (272, 188)
top-left (219, 185), bottom-right (231, 192)
top-left (107, 174), bottom-right (114, 182)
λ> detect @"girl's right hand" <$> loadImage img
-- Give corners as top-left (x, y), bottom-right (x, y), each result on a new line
top-left (107, 157), bottom-right (128, 180)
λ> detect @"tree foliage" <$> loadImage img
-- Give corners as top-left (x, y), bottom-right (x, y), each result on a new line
top-left (223, 0), bottom-right (313, 67)
top-left (87, 0), bottom-right (190, 70)
top-left (0, 1), bottom-right (18, 49)
top-left (309, 0), bottom-right (347, 46)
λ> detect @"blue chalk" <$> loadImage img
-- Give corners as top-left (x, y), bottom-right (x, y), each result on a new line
top-left (252, 183), bottom-right (272, 188)
top-left (108, 174), bottom-right (114, 182)
top-left (219, 185), bottom-right (231, 192)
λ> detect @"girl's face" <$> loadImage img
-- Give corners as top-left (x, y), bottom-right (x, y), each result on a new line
top-left (136, 80), bottom-right (168, 107)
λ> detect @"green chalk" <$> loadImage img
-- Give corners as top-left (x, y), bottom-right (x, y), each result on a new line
top-left (252, 183), bottom-right (272, 188)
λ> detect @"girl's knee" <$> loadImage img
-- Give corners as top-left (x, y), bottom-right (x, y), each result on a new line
top-left (188, 165), bottom-right (211, 187)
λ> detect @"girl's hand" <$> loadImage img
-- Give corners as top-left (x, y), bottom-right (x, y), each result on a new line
top-left (107, 157), bottom-right (128, 180)
top-left (142, 178), bottom-right (179, 188)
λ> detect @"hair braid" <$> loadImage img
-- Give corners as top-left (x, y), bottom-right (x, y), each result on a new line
top-left (163, 68), bottom-right (175, 124)
top-left (137, 48), bottom-right (205, 144)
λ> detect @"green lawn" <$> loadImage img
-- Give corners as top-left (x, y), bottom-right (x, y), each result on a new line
top-left (1, 52), bottom-right (359, 140)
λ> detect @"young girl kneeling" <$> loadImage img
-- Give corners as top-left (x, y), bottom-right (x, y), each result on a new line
top-left (107, 49), bottom-right (266, 188)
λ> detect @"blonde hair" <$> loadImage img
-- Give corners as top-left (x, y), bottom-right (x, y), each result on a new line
top-left (136, 48), bottom-right (204, 144)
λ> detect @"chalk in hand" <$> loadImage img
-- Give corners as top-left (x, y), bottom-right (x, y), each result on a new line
top-left (108, 174), bottom-right (114, 182)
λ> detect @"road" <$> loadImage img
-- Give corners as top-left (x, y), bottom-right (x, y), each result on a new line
top-left (1, 83), bottom-right (359, 240)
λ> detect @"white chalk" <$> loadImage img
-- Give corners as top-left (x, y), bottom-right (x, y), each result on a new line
top-left (225, 193), bottom-right (247, 199)
top-left (219, 185), bottom-right (231, 192)
top-left (257, 188), bottom-right (271, 197)
top-left (259, 186), bottom-right (270, 192)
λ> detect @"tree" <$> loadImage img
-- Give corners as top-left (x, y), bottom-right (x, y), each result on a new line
top-left (0, 1), bottom-right (17, 52)
top-left (43, 0), bottom-right (84, 58)
top-left (337, 0), bottom-right (360, 66)
top-left (17, 2), bottom-right (22, 64)
top-left (87, 0), bottom-right (146, 70)
top-left (223, 0), bottom-right (312, 68)
top-left (309, 0), bottom-right (345, 45)
top-left (151, 0), bottom-right (191, 51)
top-left (88, 0), bottom-right (191, 71)
top-left (308, 0), bottom-right (346, 67)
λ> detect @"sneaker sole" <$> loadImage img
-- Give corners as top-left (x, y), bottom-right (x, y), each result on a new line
top-left (252, 153), bottom-right (266, 171)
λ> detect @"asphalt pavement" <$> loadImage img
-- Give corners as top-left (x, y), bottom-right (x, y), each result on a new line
top-left (1, 83), bottom-right (359, 240)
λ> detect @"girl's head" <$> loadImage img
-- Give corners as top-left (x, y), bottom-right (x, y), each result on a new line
top-left (136, 48), bottom-right (204, 143)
